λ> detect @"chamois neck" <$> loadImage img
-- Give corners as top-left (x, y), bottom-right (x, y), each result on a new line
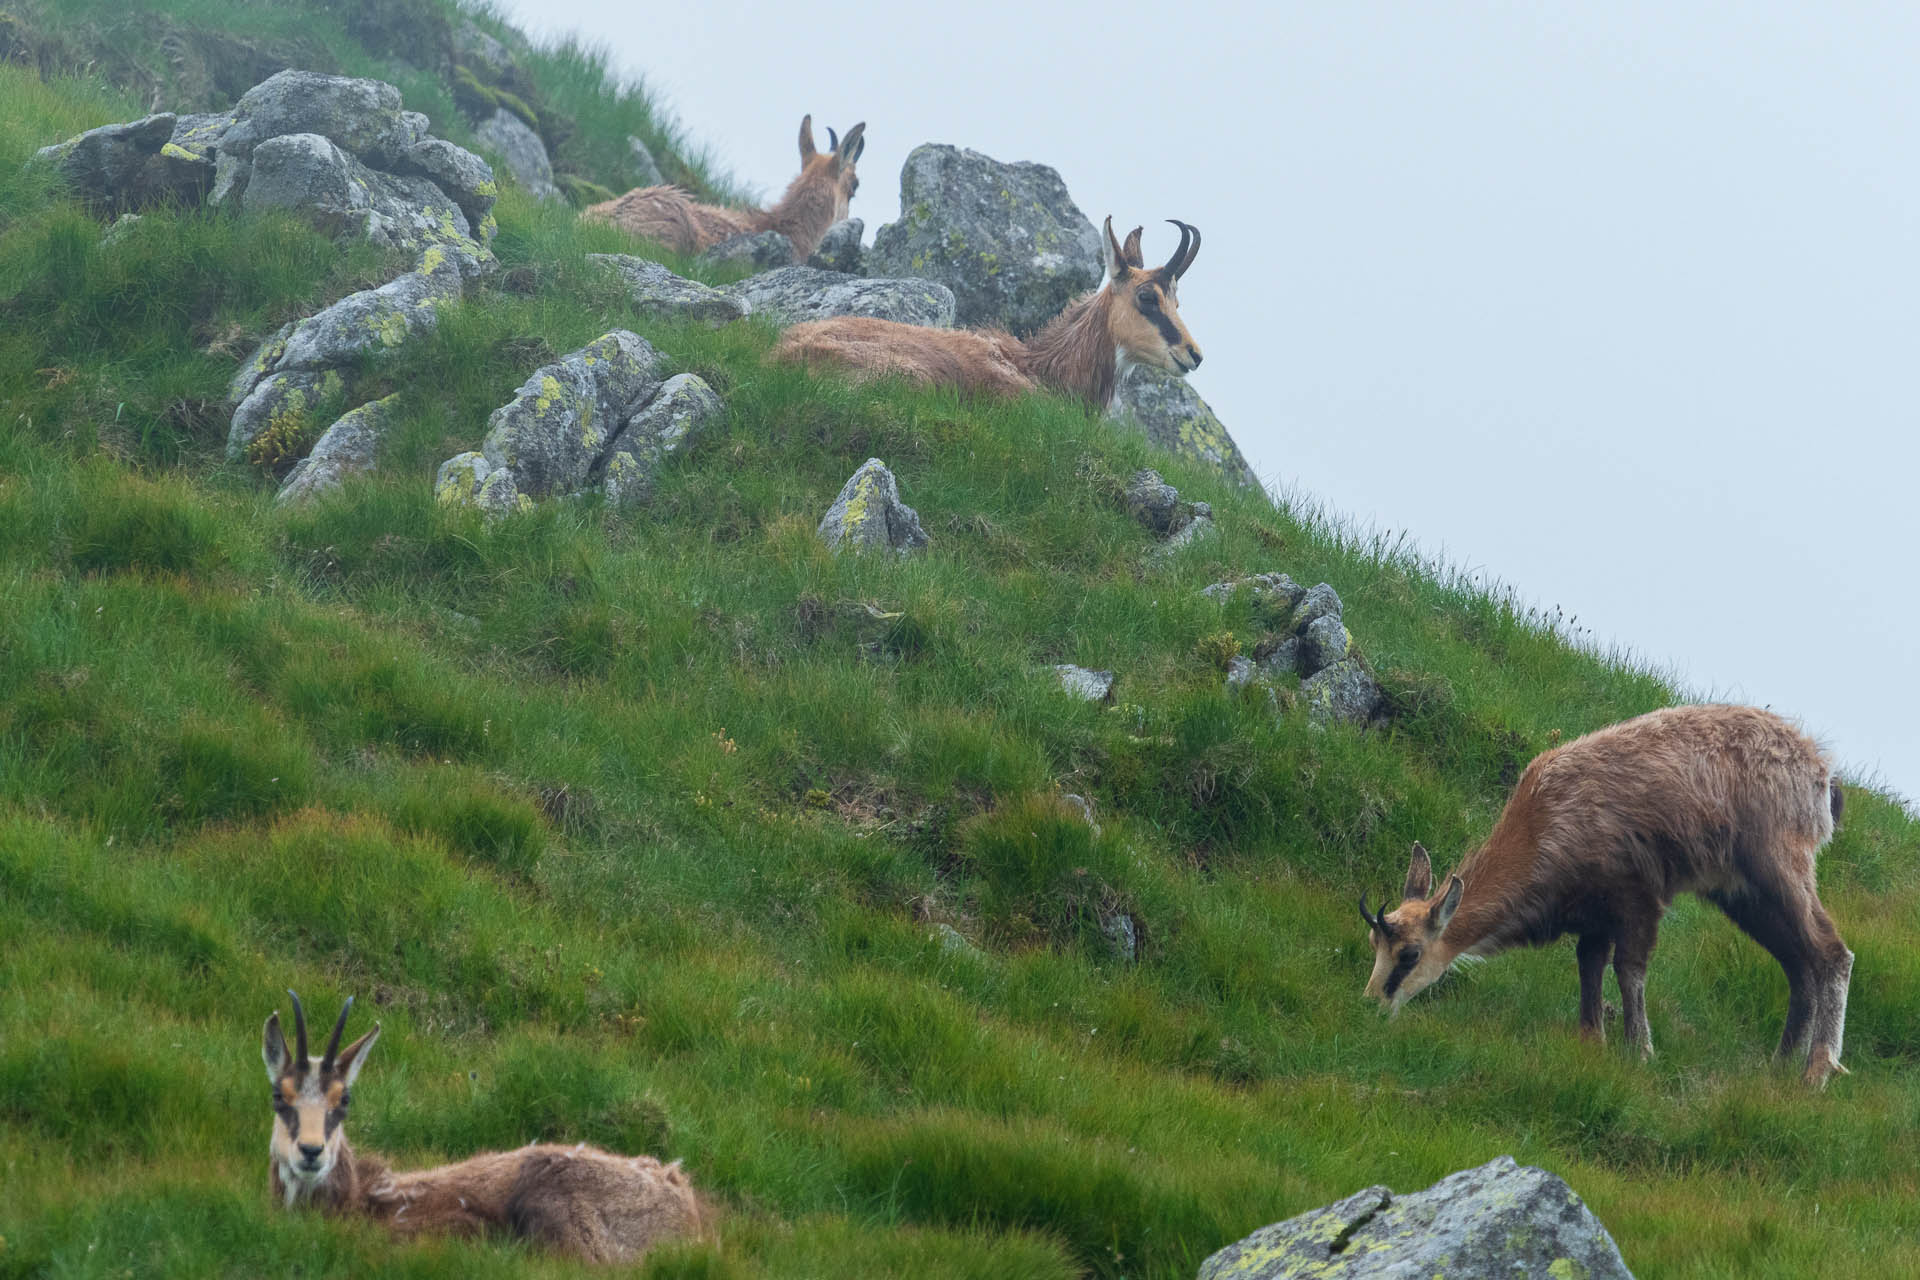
top-left (1440, 776), bottom-right (1549, 953)
top-left (1017, 289), bottom-right (1116, 410)
top-left (758, 172), bottom-right (839, 260)
top-left (274, 1138), bottom-right (386, 1215)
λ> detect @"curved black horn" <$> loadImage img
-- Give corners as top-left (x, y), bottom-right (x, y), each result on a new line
top-left (1159, 220), bottom-right (1191, 278)
top-left (826, 126), bottom-right (839, 153)
top-left (1357, 894), bottom-right (1377, 932)
top-left (322, 996), bottom-right (354, 1069)
top-left (287, 989), bottom-right (308, 1063)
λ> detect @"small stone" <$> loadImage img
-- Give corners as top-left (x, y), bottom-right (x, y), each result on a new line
top-left (477, 330), bottom-right (662, 498)
top-left (929, 924), bottom-right (982, 959)
top-left (1060, 793), bottom-right (1101, 836)
top-left (1289, 582), bottom-right (1344, 634)
top-left (696, 229), bottom-right (796, 272)
top-left (1300, 614), bottom-right (1352, 674)
top-left (618, 373), bottom-right (723, 459)
top-left (276, 395), bottom-right (399, 504)
top-left (1124, 468), bottom-right (1182, 534)
top-left (1257, 635), bottom-right (1302, 675)
top-left (435, 451), bottom-right (529, 518)
top-left (1300, 659), bottom-right (1384, 727)
top-left (1053, 665), bottom-right (1116, 702)
top-left (806, 218), bottom-right (865, 274)
top-left (1203, 572), bottom-right (1305, 609)
top-left (1225, 655), bottom-right (1259, 692)
top-left (817, 458), bottom-right (929, 556)
top-left (1157, 510), bottom-right (1215, 554)
top-left (1101, 910), bottom-right (1138, 964)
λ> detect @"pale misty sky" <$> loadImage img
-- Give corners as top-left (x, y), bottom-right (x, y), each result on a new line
top-left (496, 0), bottom-right (1918, 799)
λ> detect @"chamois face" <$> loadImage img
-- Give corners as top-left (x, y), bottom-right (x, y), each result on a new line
top-left (262, 993), bottom-right (379, 1200)
top-left (1360, 843), bottom-right (1464, 1012)
top-left (1103, 217), bottom-right (1204, 375)
top-left (796, 115), bottom-right (865, 223)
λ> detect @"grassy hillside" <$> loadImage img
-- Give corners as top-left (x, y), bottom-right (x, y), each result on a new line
top-left (3, 35), bottom-right (1919, 1280)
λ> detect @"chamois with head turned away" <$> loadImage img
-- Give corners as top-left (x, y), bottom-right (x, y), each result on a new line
top-left (263, 993), bottom-right (702, 1262)
top-left (771, 215), bottom-right (1204, 411)
top-left (584, 114), bottom-right (864, 262)
top-left (1358, 704), bottom-right (1855, 1087)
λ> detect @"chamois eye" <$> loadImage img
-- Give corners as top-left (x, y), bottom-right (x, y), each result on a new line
top-left (1135, 288), bottom-right (1157, 307)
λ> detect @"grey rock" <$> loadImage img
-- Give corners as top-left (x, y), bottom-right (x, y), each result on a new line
top-left (929, 923), bottom-right (983, 960)
top-left (219, 70), bottom-right (421, 169)
top-left (32, 113), bottom-right (217, 213)
top-left (227, 368), bottom-right (348, 462)
top-left (1225, 655), bottom-right (1259, 692)
top-left (1300, 659), bottom-right (1385, 727)
top-left (243, 133), bottom-right (478, 257)
top-left (870, 143), bottom-right (1103, 337)
top-left (1053, 665), bottom-right (1115, 702)
top-left (1204, 572), bottom-right (1307, 611)
top-left (620, 372), bottom-right (723, 457)
top-left (474, 107), bottom-right (558, 201)
top-left (100, 213), bottom-right (144, 247)
top-left (455, 21), bottom-right (519, 83)
top-left (1198, 1155), bottom-right (1632, 1280)
top-left (1060, 793), bottom-right (1101, 836)
top-left (1301, 614), bottom-right (1352, 674)
top-left (1101, 910), bottom-right (1138, 964)
top-left (1124, 468), bottom-right (1183, 535)
top-left (276, 395), bottom-right (398, 504)
top-left (1108, 363), bottom-right (1261, 491)
top-left (1156, 509), bottom-right (1215, 555)
top-left (1290, 582), bottom-right (1344, 635)
top-left (169, 112), bottom-right (234, 161)
top-left (696, 229), bottom-right (796, 272)
top-left (398, 138), bottom-right (498, 241)
top-left (588, 254), bottom-right (749, 327)
top-left (1258, 635), bottom-right (1302, 676)
top-left (477, 331), bottom-right (663, 498)
top-left (435, 451), bottom-right (528, 518)
top-left (627, 135), bottom-right (665, 187)
top-left (806, 218), bottom-right (865, 273)
top-left (723, 266), bottom-right (956, 328)
top-left (818, 458), bottom-right (929, 557)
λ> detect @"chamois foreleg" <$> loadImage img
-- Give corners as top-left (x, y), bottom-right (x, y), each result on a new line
top-left (1801, 898), bottom-right (1855, 1089)
top-left (1576, 933), bottom-right (1612, 1043)
top-left (1703, 887), bottom-right (1816, 1063)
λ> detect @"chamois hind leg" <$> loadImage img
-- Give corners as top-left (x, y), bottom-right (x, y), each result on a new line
top-left (1576, 933), bottom-right (1612, 1043)
top-left (1703, 888), bottom-right (1814, 1064)
top-left (1800, 897), bottom-right (1855, 1089)
top-left (1612, 908), bottom-right (1663, 1061)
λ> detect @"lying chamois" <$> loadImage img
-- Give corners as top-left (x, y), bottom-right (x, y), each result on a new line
top-left (772, 216), bottom-right (1204, 410)
top-left (263, 993), bottom-right (702, 1262)
top-left (1359, 704), bottom-right (1855, 1086)
top-left (584, 115), bottom-right (864, 262)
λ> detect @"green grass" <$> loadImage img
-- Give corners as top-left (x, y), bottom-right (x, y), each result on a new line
top-left (3, 57), bottom-right (1919, 1280)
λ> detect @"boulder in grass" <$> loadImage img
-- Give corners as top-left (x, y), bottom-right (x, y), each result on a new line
top-left (1108, 363), bottom-right (1261, 492)
top-left (276, 396), bottom-right (399, 505)
top-left (1300, 659), bottom-right (1385, 727)
top-left (1054, 665), bottom-right (1115, 702)
top-left (478, 330), bottom-right (663, 498)
top-left (473, 107), bottom-right (558, 201)
top-left (696, 229), bottom-right (797, 272)
top-left (724, 266), bottom-right (956, 328)
top-left (588, 255), bottom-right (749, 327)
top-left (807, 218), bottom-right (865, 274)
top-left (817, 458), bottom-right (929, 557)
top-left (217, 69), bottom-right (423, 169)
top-left (1199, 1156), bottom-right (1633, 1280)
top-left (436, 451), bottom-right (529, 518)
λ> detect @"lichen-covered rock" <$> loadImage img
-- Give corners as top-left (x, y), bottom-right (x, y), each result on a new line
top-left (588, 255), bottom-right (749, 327)
top-left (1204, 572), bottom-right (1306, 611)
top-left (479, 331), bottom-right (663, 497)
top-left (696, 229), bottom-right (796, 272)
top-left (31, 113), bottom-right (220, 213)
top-left (1225, 656), bottom-right (1260, 693)
top-left (817, 458), bottom-right (929, 556)
top-left (1124, 468), bottom-right (1183, 535)
top-left (1258, 635), bottom-right (1302, 676)
top-left (1300, 659), bottom-right (1385, 727)
top-left (227, 369), bottom-right (347, 464)
top-left (807, 218), bottom-right (865, 273)
top-left (1289, 582), bottom-right (1344, 635)
top-left (869, 144), bottom-right (1103, 337)
top-left (219, 70), bottom-right (421, 169)
top-left (473, 107), bottom-right (557, 201)
top-left (435, 451), bottom-right (530, 517)
top-left (1199, 1156), bottom-right (1633, 1280)
top-left (398, 138), bottom-right (498, 241)
top-left (1300, 614), bottom-right (1352, 674)
top-left (627, 135), bottom-right (665, 187)
top-left (1109, 363), bottom-right (1260, 491)
top-left (276, 395), bottom-right (398, 505)
top-left (1053, 665), bottom-right (1115, 702)
top-left (620, 373), bottom-right (722, 457)
top-left (242, 132), bottom-right (478, 256)
top-left (723, 267), bottom-right (956, 328)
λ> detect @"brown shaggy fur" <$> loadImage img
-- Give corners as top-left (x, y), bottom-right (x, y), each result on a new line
top-left (584, 115), bottom-right (863, 262)
top-left (264, 997), bottom-right (702, 1263)
top-left (1360, 704), bottom-right (1855, 1087)
top-left (771, 217), bottom-right (1204, 410)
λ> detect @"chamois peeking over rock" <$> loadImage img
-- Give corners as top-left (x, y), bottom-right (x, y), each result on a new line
top-left (1359, 705), bottom-right (1856, 1087)
top-left (772, 216), bottom-right (1203, 411)
top-left (584, 115), bottom-right (864, 262)
top-left (263, 993), bottom-right (702, 1262)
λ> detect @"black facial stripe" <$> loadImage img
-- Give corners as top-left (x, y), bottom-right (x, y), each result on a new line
top-left (1150, 312), bottom-right (1185, 348)
top-left (1382, 947), bottom-right (1422, 998)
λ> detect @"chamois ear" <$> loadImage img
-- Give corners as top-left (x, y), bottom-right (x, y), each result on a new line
top-left (263, 1011), bottom-right (291, 1082)
top-left (1403, 841), bottom-right (1433, 901)
top-left (798, 114), bottom-right (817, 163)
top-left (1120, 225), bottom-right (1144, 269)
top-left (332, 1023), bottom-right (381, 1088)
top-left (834, 122), bottom-right (866, 168)
top-left (1429, 874), bottom-right (1465, 936)
top-left (1103, 217), bottom-right (1132, 282)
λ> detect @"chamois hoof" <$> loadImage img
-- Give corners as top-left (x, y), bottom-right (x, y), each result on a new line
top-left (1804, 1050), bottom-right (1849, 1089)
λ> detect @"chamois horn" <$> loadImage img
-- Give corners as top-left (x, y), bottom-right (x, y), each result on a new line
top-left (1164, 220), bottom-right (1200, 278)
top-left (1357, 893), bottom-right (1384, 933)
top-left (287, 989), bottom-right (309, 1063)
top-left (322, 995), bottom-right (355, 1070)
top-left (826, 126), bottom-right (838, 153)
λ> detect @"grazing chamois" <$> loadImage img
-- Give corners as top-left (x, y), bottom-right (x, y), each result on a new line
top-left (584, 115), bottom-right (864, 262)
top-left (263, 993), bottom-right (702, 1262)
top-left (772, 215), bottom-right (1204, 410)
top-left (1358, 704), bottom-right (1855, 1087)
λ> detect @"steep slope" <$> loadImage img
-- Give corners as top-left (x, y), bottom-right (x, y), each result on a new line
top-left (2, 29), bottom-right (1918, 1280)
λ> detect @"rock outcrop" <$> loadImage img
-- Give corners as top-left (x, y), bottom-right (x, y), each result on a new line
top-left (869, 144), bottom-right (1103, 337)
top-left (696, 229), bottom-right (795, 272)
top-left (474, 106), bottom-right (558, 201)
top-left (1108, 364), bottom-right (1261, 492)
top-left (1205, 573), bottom-right (1386, 727)
top-left (724, 267), bottom-right (956, 328)
top-left (1199, 1156), bottom-right (1633, 1280)
top-left (1124, 468), bottom-right (1214, 551)
top-left (589, 254), bottom-right (750, 327)
top-left (30, 113), bottom-right (225, 213)
top-left (817, 458), bottom-right (929, 556)
top-left (276, 395), bottom-right (398, 505)
top-left (807, 218), bottom-right (865, 274)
